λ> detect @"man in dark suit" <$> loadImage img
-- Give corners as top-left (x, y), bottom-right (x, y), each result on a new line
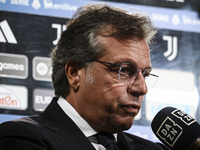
top-left (0, 4), bottom-right (168, 150)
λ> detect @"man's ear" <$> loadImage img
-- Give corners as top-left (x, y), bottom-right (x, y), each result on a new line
top-left (65, 62), bottom-right (82, 92)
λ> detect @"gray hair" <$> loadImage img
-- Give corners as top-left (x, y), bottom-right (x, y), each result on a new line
top-left (51, 4), bottom-right (157, 98)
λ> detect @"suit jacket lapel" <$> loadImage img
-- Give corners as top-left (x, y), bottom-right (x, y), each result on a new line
top-left (117, 132), bottom-right (134, 150)
top-left (42, 97), bottom-right (96, 150)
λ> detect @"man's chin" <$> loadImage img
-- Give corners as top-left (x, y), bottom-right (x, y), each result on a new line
top-left (108, 118), bottom-right (134, 133)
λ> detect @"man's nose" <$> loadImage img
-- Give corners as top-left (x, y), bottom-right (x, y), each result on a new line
top-left (128, 71), bottom-right (148, 96)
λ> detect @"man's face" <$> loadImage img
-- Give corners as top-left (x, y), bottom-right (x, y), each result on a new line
top-left (76, 37), bottom-right (151, 133)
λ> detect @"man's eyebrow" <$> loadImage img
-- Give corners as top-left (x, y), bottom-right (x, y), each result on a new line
top-left (116, 60), bottom-right (152, 70)
top-left (145, 66), bottom-right (152, 70)
top-left (114, 59), bottom-right (137, 65)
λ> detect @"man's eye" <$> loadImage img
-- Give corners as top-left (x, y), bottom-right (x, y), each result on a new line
top-left (120, 67), bottom-right (131, 75)
top-left (143, 69), bottom-right (151, 78)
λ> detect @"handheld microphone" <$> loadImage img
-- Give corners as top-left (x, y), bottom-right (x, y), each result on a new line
top-left (151, 107), bottom-right (200, 150)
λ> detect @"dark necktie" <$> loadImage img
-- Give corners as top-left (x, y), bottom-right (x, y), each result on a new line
top-left (96, 132), bottom-right (120, 150)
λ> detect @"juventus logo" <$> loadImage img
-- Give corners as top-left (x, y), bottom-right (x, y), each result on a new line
top-left (52, 23), bottom-right (66, 45)
top-left (163, 35), bottom-right (178, 61)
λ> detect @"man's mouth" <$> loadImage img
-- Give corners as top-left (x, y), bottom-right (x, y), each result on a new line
top-left (120, 104), bottom-right (140, 115)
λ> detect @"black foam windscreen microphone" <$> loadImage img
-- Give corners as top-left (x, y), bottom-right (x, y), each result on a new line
top-left (151, 107), bottom-right (200, 150)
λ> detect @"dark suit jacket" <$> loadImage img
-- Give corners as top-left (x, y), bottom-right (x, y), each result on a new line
top-left (0, 97), bottom-right (169, 150)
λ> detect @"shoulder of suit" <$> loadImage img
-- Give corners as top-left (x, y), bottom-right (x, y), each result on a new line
top-left (0, 115), bottom-right (43, 132)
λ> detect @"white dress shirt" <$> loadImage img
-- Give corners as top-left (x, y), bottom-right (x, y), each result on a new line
top-left (57, 97), bottom-right (106, 150)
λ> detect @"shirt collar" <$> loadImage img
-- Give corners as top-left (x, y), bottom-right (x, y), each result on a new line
top-left (57, 96), bottom-right (97, 137)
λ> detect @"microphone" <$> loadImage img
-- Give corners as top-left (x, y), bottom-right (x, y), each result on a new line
top-left (151, 107), bottom-right (200, 150)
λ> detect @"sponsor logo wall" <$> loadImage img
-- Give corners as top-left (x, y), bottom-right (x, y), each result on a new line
top-left (0, 11), bottom-right (67, 115)
top-left (0, 0), bottom-right (200, 142)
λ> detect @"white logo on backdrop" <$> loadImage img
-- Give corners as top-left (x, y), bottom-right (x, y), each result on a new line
top-left (0, 85), bottom-right (28, 110)
top-left (32, 0), bottom-right (41, 10)
top-left (163, 35), bottom-right (178, 61)
top-left (36, 62), bottom-right (49, 76)
top-left (52, 23), bottom-right (66, 45)
top-left (0, 86), bottom-right (21, 108)
top-left (43, 0), bottom-right (78, 11)
top-left (172, 14), bottom-right (181, 26)
top-left (0, 20), bottom-right (17, 44)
